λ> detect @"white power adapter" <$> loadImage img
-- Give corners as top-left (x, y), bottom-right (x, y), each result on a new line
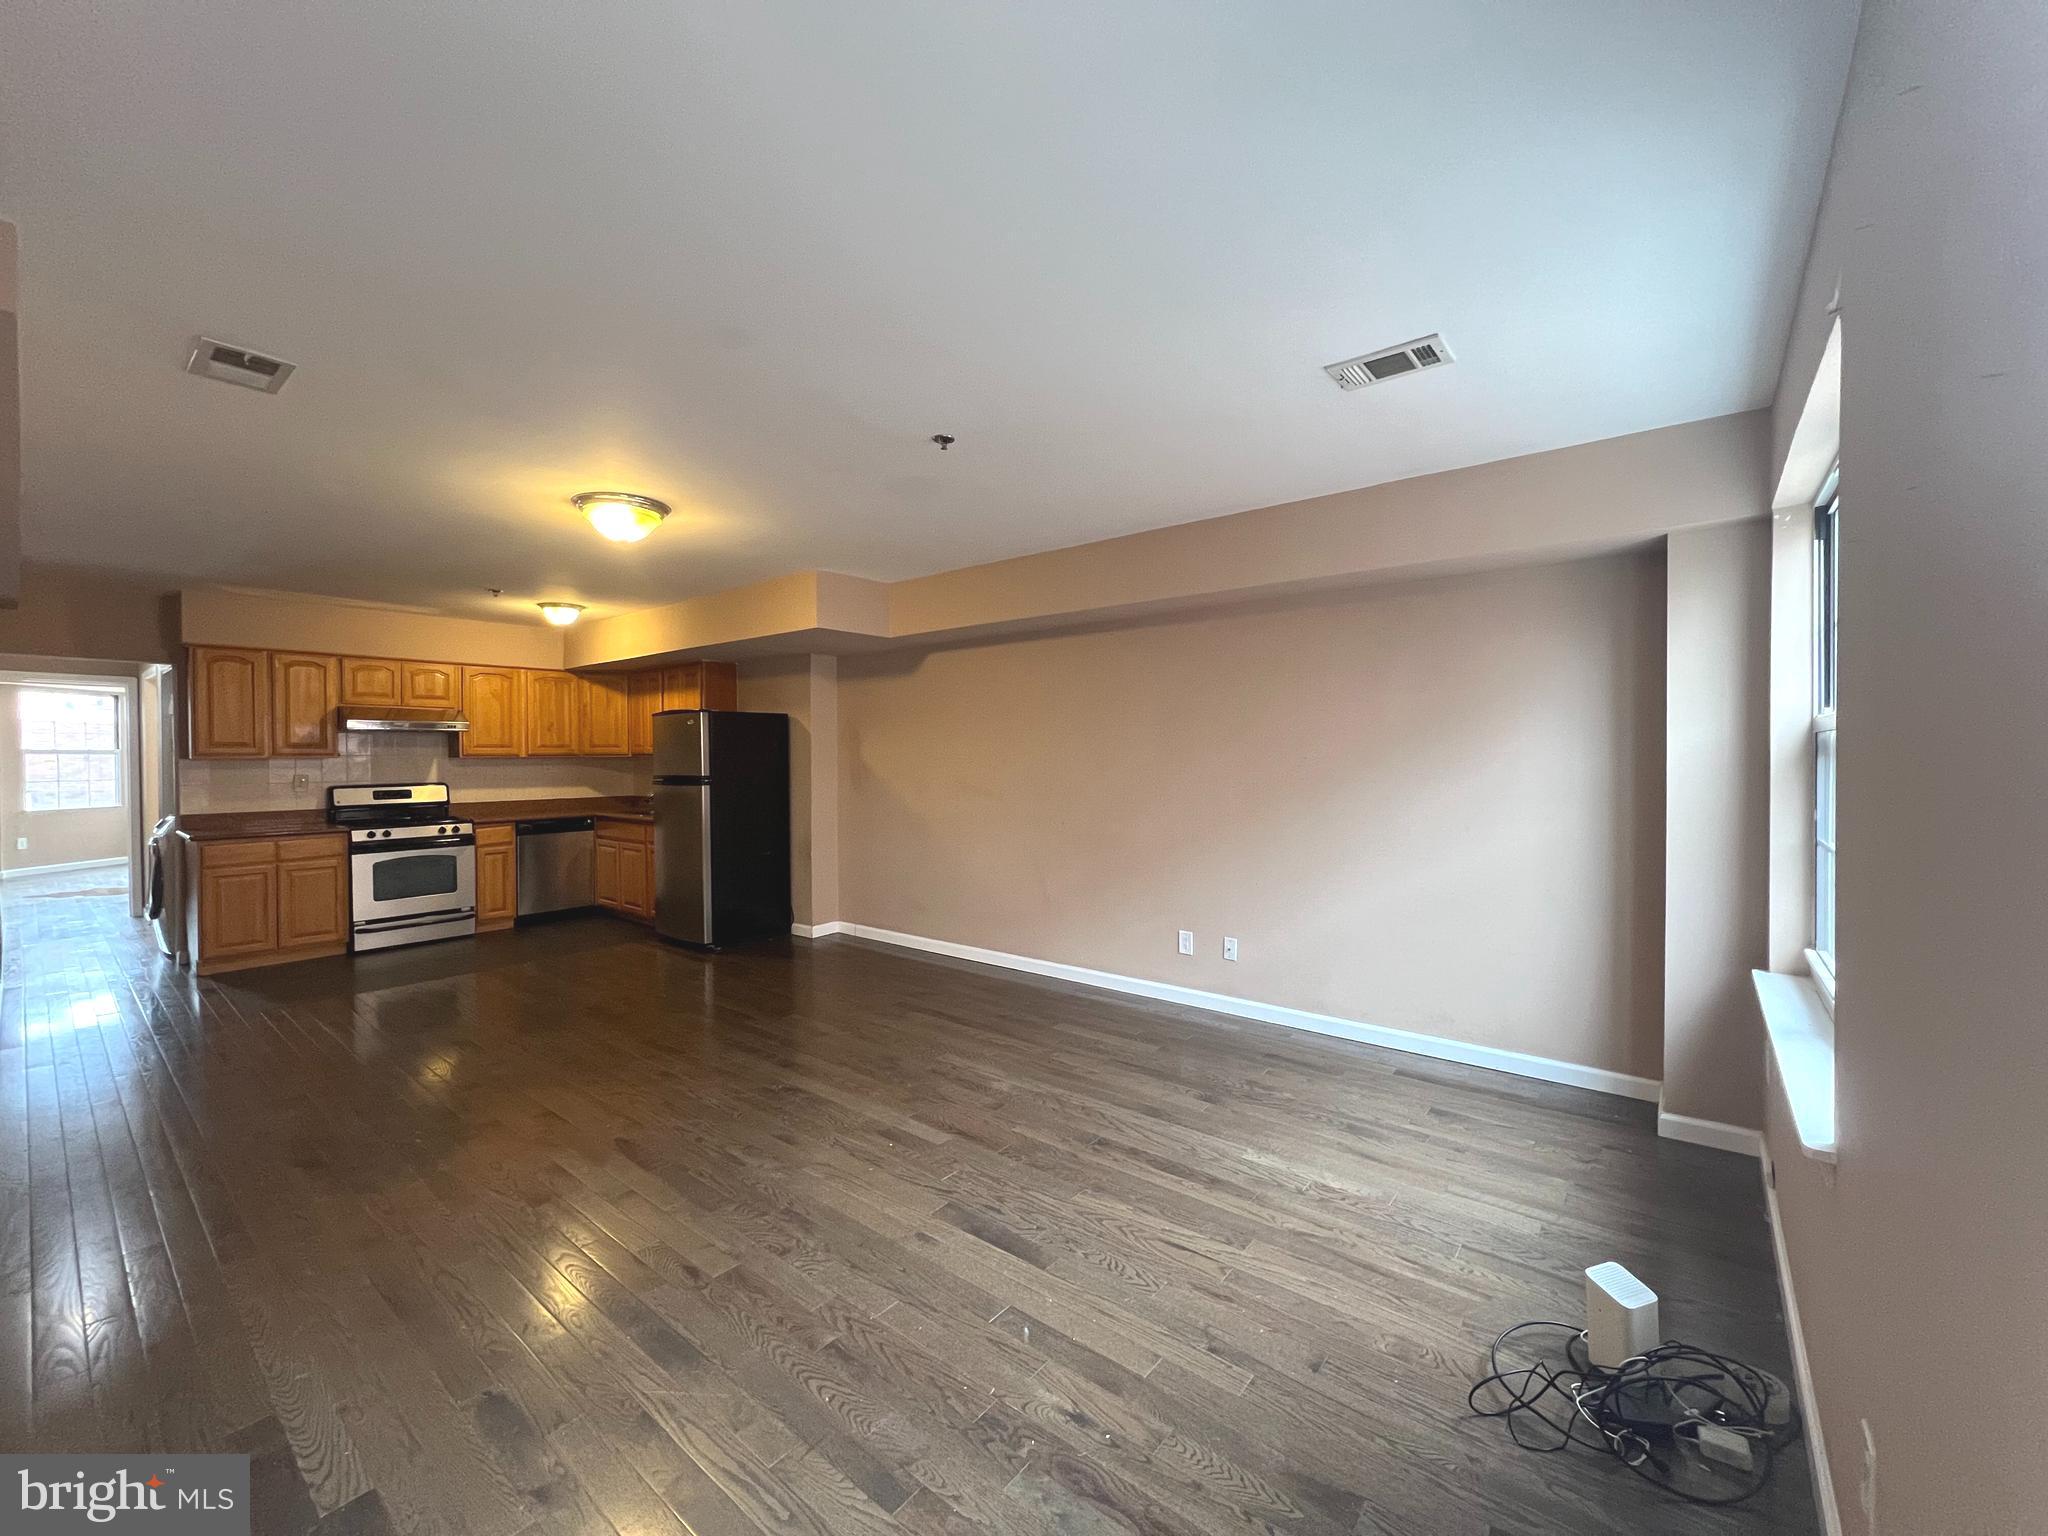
top-left (1584, 1261), bottom-right (1660, 1368)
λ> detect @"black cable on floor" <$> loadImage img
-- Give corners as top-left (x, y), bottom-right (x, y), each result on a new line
top-left (1467, 1321), bottom-right (1801, 1507)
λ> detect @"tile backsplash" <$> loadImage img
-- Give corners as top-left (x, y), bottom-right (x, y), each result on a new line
top-left (179, 733), bottom-right (648, 812)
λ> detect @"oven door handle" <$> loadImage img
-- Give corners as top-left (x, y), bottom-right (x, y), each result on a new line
top-left (352, 906), bottom-right (477, 931)
top-left (348, 834), bottom-right (476, 853)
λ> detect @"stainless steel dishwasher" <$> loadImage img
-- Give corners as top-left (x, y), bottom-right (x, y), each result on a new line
top-left (515, 817), bottom-right (595, 917)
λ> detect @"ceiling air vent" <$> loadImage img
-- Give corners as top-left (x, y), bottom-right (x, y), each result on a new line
top-left (1324, 333), bottom-right (1454, 391)
top-left (185, 337), bottom-right (296, 393)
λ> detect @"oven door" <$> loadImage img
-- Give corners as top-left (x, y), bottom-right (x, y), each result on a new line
top-left (351, 839), bottom-right (476, 925)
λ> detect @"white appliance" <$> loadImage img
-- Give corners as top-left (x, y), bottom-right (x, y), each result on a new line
top-left (329, 784), bottom-right (477, 952)
top-left (1584, 1261), bottom-right (1661, 1368)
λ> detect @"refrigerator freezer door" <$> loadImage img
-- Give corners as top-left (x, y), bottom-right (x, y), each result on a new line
top-left (654, 782), bottom-right (712, 944)
top-left (652, 710), bottom-right (707, 781)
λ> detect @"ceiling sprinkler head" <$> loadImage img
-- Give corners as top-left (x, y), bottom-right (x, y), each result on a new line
top-left (931, 434), bottom-right (956, 451)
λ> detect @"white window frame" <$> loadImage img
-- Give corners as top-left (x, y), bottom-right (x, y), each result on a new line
top-left (1806, 469), bottom-right (1839, 1010)
top-left (17, 687), bottom-right (124, 814)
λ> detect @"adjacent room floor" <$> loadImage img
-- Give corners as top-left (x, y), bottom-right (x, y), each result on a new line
top-left (0, 873), bottom-right (1815, 1535)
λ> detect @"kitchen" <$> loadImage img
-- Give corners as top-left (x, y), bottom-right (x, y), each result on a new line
top-left (164, 612), bottom-right (793, 973)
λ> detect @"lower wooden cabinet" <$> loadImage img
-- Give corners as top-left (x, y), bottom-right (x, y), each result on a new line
top-left (277, 840), bottom-right (349, 949)
top-left (476, 823), bottom-right (517, 930)
top-left (188, 834), bottom-right (349, 974)
top-left (594, 819), bottom-right (652, 921)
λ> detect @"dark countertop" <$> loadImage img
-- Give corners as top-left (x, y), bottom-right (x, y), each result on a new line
top-left (175, 795), bottom-right (653, 842)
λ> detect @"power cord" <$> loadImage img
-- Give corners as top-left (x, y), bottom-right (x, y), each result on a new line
top-left (1467, 1321), bottom-right (1800, 1507)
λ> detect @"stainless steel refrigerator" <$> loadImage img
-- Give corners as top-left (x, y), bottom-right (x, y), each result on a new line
top-left (651, 710), bottom-right (792, 947)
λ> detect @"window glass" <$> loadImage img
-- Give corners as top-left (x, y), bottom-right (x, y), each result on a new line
top-left (17, 691), bottom-right (122, 812)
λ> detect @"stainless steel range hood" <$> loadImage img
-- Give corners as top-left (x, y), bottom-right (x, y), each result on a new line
top-left (337, 706), bottom-right (470, 735)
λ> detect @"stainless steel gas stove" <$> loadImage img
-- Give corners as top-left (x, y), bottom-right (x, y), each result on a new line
top-left (328, 783), bottom-right (477, 952)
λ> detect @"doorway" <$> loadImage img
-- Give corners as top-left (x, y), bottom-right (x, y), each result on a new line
top-left (0, 667), bottom-right (146, 916)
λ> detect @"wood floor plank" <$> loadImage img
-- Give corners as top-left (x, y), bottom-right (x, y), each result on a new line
top-left (0, 870), bottom-right (1817, 1536)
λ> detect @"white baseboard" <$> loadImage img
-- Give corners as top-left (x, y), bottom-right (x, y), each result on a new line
top-left (791, 920), bottom-right (847, 939)
top-left (823, 921), bottom-right (1662, 1103)
top-left (1762, 1148), bottom-right (1844, 1536)
top-left (2, 855), bottom-right (127, 880)
top-left (1656, 1106), bottom-right (1763, 1157)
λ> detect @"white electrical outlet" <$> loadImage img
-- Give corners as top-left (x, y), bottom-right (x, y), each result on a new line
top-left (14, 837), bottom-right (25, 851)
top-left (1222, 936), bottom-right (1238, 961)
top-left (1860, 1419), bottom-right (1877, 1525)
top-left (1177, 930), bottom-right (1194, 956)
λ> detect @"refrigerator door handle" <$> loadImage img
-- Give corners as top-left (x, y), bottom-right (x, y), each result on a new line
top-left (654, 782), bottom-right (713, 945)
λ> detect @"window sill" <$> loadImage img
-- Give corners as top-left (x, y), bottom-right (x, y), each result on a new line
top-left (1751, 969), bottom-right (1837, 1163)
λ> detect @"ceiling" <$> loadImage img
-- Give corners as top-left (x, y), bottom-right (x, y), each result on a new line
top-left (0, 1), bottom-right (1858, 622)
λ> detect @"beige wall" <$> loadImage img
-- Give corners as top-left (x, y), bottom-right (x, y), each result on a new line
top-left (0, 679), bottom-right (132, 873)
top-left (736, 654), bottom-right (841, 928)
top-left (1764, 2), bottom-right (2048, 1530)
top-left (0, 564), bottom-right (178, 665)
top-left (180, 586), bottom-right (563, 669)
top-left (837, 554), bottom-right (1666, 1079)
top-left (1662, 522), bottom-right (1771, 1127)
top-left (1, 222), bottom-right (20, 608)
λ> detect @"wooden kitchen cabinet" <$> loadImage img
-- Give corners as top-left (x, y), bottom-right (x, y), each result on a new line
top-left (270, 651), bottom-right (341, 756)
top-left (578, 674), bottom-right (632, 756)
top-left (401, 660), bottom-right (461, 708)
top-left (523, 670), bottom-right (580, 756)
top-left (340, 657), bottom-right (403, 708)
top-left (660, 661), bottom-right (738, 713)
top-left (460, 666), bottom-right (525, 756)
top-left (276, 837), bottom-right (348, 949)
top-left (187, 646), bottom-right (271, 757)
top-left (628, 671), bottom-right (663, 755)
top-left (189, 833), bottom-right (352, 974)
top-left (195, 840), bottom-right (277, 962)
top-left (476, 823), bottom-right (517, 930)
top-left (594, 819), bottom-right (652, 921)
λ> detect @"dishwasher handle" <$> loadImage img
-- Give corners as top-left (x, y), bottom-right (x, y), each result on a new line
top-left (517, 817), bottom-right (595, 835)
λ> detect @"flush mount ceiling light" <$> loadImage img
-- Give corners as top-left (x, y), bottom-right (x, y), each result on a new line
top-left (537, 602), bottom-right (586, 626)
top-left (573, 491), bottom-right (670, 543)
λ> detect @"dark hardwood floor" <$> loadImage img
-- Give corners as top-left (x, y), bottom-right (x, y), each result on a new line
top-left (0, 867), bottom-right (1815, 1535)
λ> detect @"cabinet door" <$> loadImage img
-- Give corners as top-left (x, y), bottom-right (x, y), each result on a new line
top-left (401, 661), bottom-right (461, 709)
top-left (701, 662), bottom-right (738, 711)
top-left (594, 836), bottom-right (622, 909)
top-left (198, 844), bottom-right (277, 961)
top-left (657, 661), bottom-right (739, 712)
top-left (578, 674), bottom-right (631, 756)
top-left (524, 671), bottom-right (579, 756)
top-left (628, 670), bottom-right (663, 756)
top-left (340, 657), bottom-right (403, 708)
top-left (460, 667), bottom-right (524, 756)
top-left (475, 826), bottom-right (517, 926)
top-left (276, 849), bottom-right (347, 949)
top-left (188, 647), bottom-right (271, 757)
top-left (617, 838), bottom-right (650, 919)
top-left (270, 652), bottom-right (340, 756)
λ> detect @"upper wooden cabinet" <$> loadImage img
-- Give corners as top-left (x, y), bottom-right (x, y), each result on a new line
top-left (629, 671), bottom-right (663, 755)
top-left (401, 661), bottom-right (461, 709)
top-left (191, 643), bottom-right (737, 760)
top-left (270, 652), bottom-right (340, 756)
top-left (660, 661), bottom-right (738, 713)
top-left (339, 657), bottom-right (403, 708)
top-left (524, 670), bottom-right (579, 756)
top-left (460, 667), bottom-right (524, 756)
top-left (188, 647), bottom-right (271, 758)
top-left (578, 674), bottom-right (632, 757)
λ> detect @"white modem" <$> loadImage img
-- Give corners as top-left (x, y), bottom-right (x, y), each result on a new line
top-left (1584, 1261), bottom-right (1659, 1368)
